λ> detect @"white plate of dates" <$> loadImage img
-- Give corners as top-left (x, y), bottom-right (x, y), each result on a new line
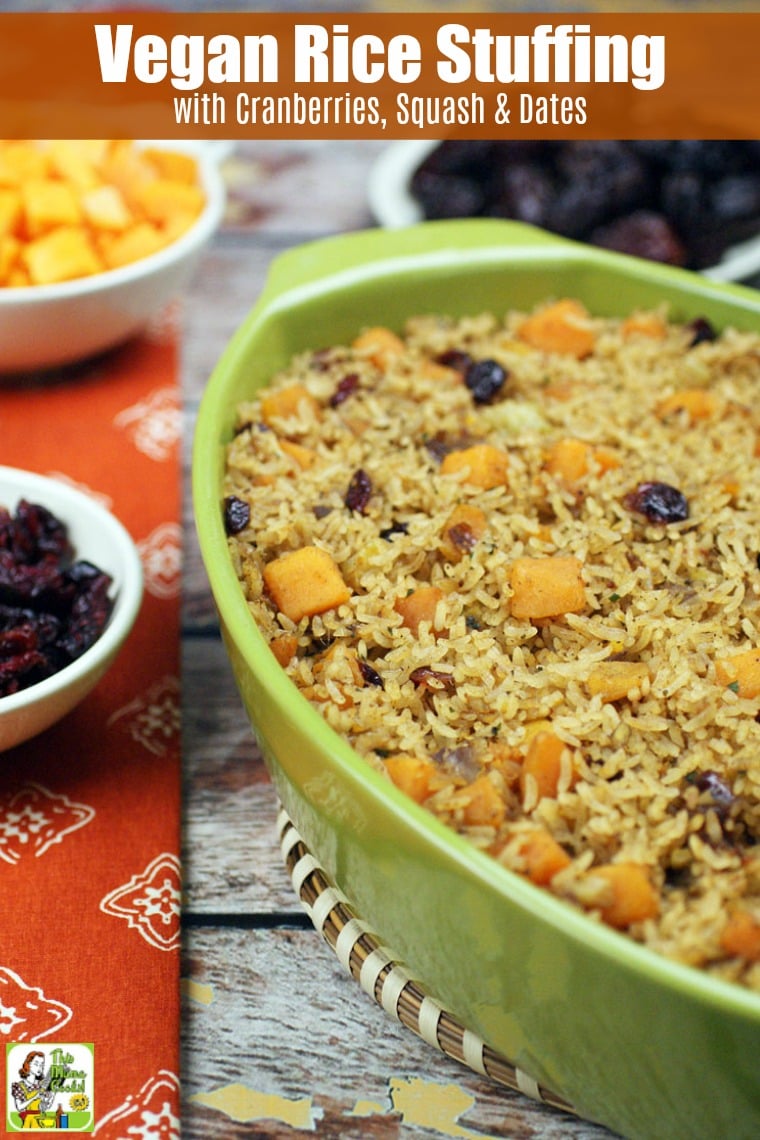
top-left (368, 139), bottom-right (760, 283)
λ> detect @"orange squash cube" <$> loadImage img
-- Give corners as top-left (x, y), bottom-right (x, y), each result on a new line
top-left (720, 909), bottom-right (760, 962)
top-left (656, 389), bottom-right (718, 424)
top-left (545, 438), bottom-right (592, 484)
top-left (143, 146), bottom-right (200, 184)
top-left (384, 754), bottom-right (438, 804)
top-left (263, 546), bottom-right (351, 622)
top-left (714, 647), bottom-right (760, 699)
top-left (270, 634), bottom-right (299, 667)
top-left (279, 439), bottom-right (317, 470)
top-left (440, 444), bottom-right (509, 490)
top-left (394, 585), bottom-right (445, 636)
top-left (99, 222), bottom-right (165, 270)
top-left (509, 555), bottom-right (586, 620)
top-left (133, 178), bottom-right (205, 226)
top-left (22, 179), bottom-right (82, 237)
top-left (518, 299), bottom-right (596, 359)
top-left (517, 828), bottom-right (572, 885)
top-left (352, 325), bottom-right (405, 370)
top-left (586, 661), bottom-right (650, 701)
top-left (260, 384), bottom-right (321, 426)
top-left (519, 731), bottom-right (571, 802)
top-left (22, 226), bottom-right (101, 284)
top-left (80, 184), bottom-right (133, 232)
top-left (462, 774), bottom-right (506, 828)
top-left (621, 312), bottom-right (667, 339)
top-left (590, 862), bottom-right (659, 929)
top-left (440, 504), bottom-right (488, 562)
top-left (0, 188), bottom-right (22, 238)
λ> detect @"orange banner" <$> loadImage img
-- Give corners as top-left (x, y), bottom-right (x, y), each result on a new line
top-left (0, 12), bottom-right (758, 140)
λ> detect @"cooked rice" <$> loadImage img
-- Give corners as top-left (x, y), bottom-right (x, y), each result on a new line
top-left (223, 299), bottom-right (760, 991)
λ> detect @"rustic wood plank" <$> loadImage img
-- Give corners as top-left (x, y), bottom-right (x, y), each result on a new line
top-left (182, 926), bottom-right (618, 1140)
top-left (181, 633), bottom-right (297, 913)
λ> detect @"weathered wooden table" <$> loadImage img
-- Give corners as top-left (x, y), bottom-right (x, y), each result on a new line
top-left (179, 140), bottom-right (617, 1139)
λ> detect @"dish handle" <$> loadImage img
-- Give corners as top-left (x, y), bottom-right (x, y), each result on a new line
top-left (257, 219), bottom-right (570, 304)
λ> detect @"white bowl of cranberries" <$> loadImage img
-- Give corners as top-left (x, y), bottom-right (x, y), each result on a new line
top-left (0, 467), bottom-right (143, 751)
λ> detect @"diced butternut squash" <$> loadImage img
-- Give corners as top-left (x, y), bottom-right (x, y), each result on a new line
top-left (440, 443), bottom-right (509, 490)
top-left (621, 312), bottom-right (667, 339)
top-left (517, 828), bottom-right (571, 885)
top-left (586, 661), bottom-right (650, 701)
top-left (718, 475), bottom-right (741, 500)
top-left (312, 642), bottom-right (365, 689)
top-left (440, 504), bottom-right (488, 562)
top-left (420, 358), bottom-right (460, 382)
top-left (0, 235), bottom-right (21, 283)
top-left (714, 647), bottom-right (760, 699)
top-left (352, 326), bottom-right (405, 370)
top-left (519, 731), bottom-right (572, 802)
top-left (22, 226), bottom-right (100, 285)
top-left (385, 753), bottom-right (438, 804)
top-left (545, 438), bottom-right (621, 484)
top-left (22, 179), bottom-right (81, 237)
top-left (720, 909), bottom-right (760, 962)
top-left (518, 299), bottom-right (596, 359)
top-left (0, 139), bottom-right (205, 288)
top-left (99, 139), bottom-right (159, 203)
top-left (461, 774), bottom-right (506, 829)
top-left (589, 862), bottom-right (659, 929)
top-left (543, 380), bottom-right (576, 401)
top-left (45, 139), bottom-right (103, 191)
top-left (0, 141), bottom-right (48, 186)
top-left (279, 438), bottom-right (317, 470)
top-left (80, 184), bottom-right (133, 232)
top-left (394, 585), bottom-right (445, 636)
top-left (593, 447), bottom-right (622, 474)
top-left (133, 177), bottom-right (205, 225)
top-left (509, 555), bottom-right (586, 620)
top-left (0, 188), bottom-right (22, 238)
top-left (270, 634), bottom-right (299, 667)
top-left (656, 388), bottom-right (718, 424)
top-left (142, 146), bottom-right (200, 184)
top-left (99, 222), bottom-right (165, 270)
top-left (545, 438), bottom-right (592, 484)
top-left (260, 384), bottom-right (321, 426)
top-left (263, 546), bottom-right (350, 622)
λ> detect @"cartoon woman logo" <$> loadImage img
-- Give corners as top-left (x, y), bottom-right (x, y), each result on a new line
top-left (11, 1051), bottom-right (56, 1129)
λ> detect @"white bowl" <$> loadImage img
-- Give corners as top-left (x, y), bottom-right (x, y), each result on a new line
top-left (368, 140), bottom-right (760, 283)
top-left (0, 142), bottom-right (227, 374)
top-left (0, 466), bottom-right (143, 751)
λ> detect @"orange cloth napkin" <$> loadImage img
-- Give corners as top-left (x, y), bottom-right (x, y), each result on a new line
top-left (0, 313), bottom-right (181, 1135)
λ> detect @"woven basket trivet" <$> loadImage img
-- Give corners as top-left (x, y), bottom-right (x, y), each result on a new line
top-left (278, 808), bottom-right (577, 1117)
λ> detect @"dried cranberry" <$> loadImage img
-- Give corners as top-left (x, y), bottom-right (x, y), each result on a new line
top-left (223, 495), bottom-right (250, 535)
top-left (329, 372), bottom-right (360, 408)
top-left (434, 349), bottom-right (473, 375)
top-left (345, 469), bottom-right (372, 514)
top-left (687, 317), bottom-right (718, 346)
top-left (464, 358), bottom-right (507, 405)
top-left (624, 482), bottom-right (689, 524)
top-left (359, 660), bottom-right (384, 688)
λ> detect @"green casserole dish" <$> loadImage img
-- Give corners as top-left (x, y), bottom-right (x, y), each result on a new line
top-left (193, 220), bottom-right (760, 1140)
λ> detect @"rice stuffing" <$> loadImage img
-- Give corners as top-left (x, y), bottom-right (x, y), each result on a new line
top-left (223, 297), bottom-right (760, 991)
